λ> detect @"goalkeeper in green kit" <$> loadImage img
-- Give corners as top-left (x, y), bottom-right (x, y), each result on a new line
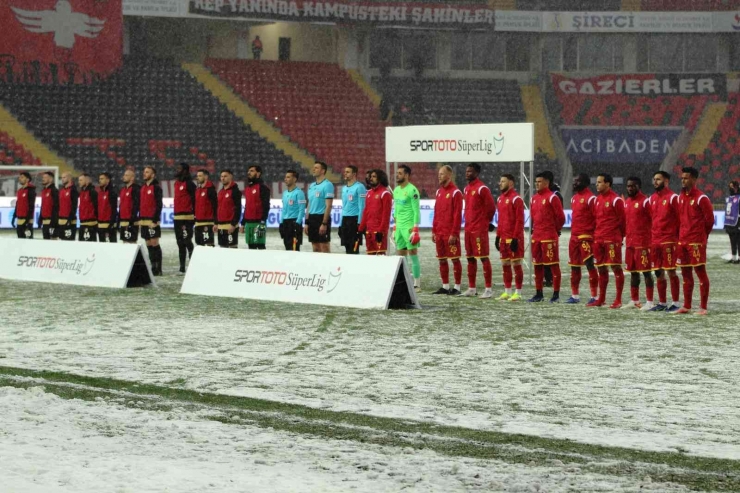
top-left (393, 165), bottom-right (422, 291)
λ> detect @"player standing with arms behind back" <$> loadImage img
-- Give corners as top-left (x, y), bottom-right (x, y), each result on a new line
top-left (431, 165), bottom-right (463, 295)
top-left (240, 165), bottom-right (271, 250)
top-left (194, 169), bottom-right (217, 247)
top-left (648, 171), bottom-right (681, 312)
top-left (305, 161), bottom-right (334, 253)
top-left (393, 165), bottom-right (423, 290)
top-left (495, 173), bottom-right (525, 301)
top-left (215, 170), bottom-right (242, 249)
top-left (57, 172), bottom-right (78, 241)
top-left (118, 169), bottom-right (140, 244)
top-left (623, 177), bottom-right (654, 310)
top-left (140, 166), bottom-right (163, 276)
top-left (97, 173), bottom-right (118, 243)
top-left (339, 165), bottom-right (366, 254)
top-left (528, 172), bottom-right (565, 302)
top-left (38, 171), bottom-right (59, 240)
top-left (675, 167), bottom-right (715, 315)
top-left (12, 172), bottom-right (35, 239)
top-left (280, 170), bottom-right (305, 251)
top-left (461, 163), bottom-right (496, 298)
top-left (588, 174), bottom-right (625, 308)
top-left (77, 173), bottom-right (98, 242)
top-left (358, 169), bottom-right (392, 255)
top-left (174, 163), bottom-right (196, 273)
top-left (565, 173), bottom-right (598, 304)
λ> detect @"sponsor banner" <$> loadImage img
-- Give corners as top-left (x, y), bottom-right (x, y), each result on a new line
top-left (181, 247), bottom-right (419, 309)
top-left (561, 126), bottom-right (683, 164)
top-left (542, 11), bottom-right (713, 33)
top-left (188, 0), bottom-right (493, 27)
top-left (0, 239), bottom-right (154, 288)
top-left (494, 10), bottom-right (541, 32)
top-left (385, 123), bottom-right (534, 163)
top-left (552, 73), bottom-right (727, 98)
top-left (712, 11), bottom-right (740, 32)
top-left (1, 0), bottom-right (123, 82)
top-left (123, 0), bottom-right (188, 17)
top-left (0, 196), bottom-right (730, 229)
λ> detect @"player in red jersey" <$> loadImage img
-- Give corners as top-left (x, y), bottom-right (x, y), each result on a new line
top-left (140, 166), bottom-right (164, 275)
top-left (358, 169), bottom-right (392, 255)
top-left (565, 173), bottom-right (598, 304)
top-left (38, 171), bottom-right (59, 240)
top-left (622, 177), bottom-right (654, 310)
top-left (587, 174), bottom-right (626, 308)
top-left (675, 167), bottom-right (715, 315)
top-left (495, 173), bottom-right (525, 301)
top-left (461, 163), bottom-right (496, 298)
top-left (11, 172), bottom-right (35, 239)
top-left (77, 173), bottom-right (98, 242)
top-left (529, 172), bottom-right (565, 302)
top-left (431, 165), bottom-right (463, 295)
top-left (648, 171), bottom-right (682, 312)
top-left (97, 172), bottom-right (118, 243)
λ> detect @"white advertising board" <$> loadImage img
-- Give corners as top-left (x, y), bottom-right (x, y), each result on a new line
top-left (0, 239), bottom-right (154, 289)
top-left (181, 247), bottom-right (420, 310)
top-left (385, 123), bottom-right (534, 163)
top-left (541, 11), bottom-right (713, 33)
top-left (712, 11), bottom-right (740, 32)
top-left (123, 0), bottom-right (188, 17)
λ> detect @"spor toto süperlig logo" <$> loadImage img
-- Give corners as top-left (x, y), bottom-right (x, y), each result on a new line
top-left (409, 133), bottom-right (504, 155)
top-left (233, 266), bottom-right (343, 293)
top-left (17, 254), bottom-right (96, 276)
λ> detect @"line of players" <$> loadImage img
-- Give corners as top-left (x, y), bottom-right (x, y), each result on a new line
top-left (11, 162), bottom-right (715, 313)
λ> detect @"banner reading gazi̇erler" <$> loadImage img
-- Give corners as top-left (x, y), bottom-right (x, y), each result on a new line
top-left (188, 0), bottom-right (494, 27)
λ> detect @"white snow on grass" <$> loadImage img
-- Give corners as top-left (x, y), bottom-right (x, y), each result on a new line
top-left (0, 231), bottom-right (739, 462)
top-left (0, 385), bottom-right (687, 493)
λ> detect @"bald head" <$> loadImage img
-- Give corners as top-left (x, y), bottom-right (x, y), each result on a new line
top-left (61, 172), bottom-right (73, 186)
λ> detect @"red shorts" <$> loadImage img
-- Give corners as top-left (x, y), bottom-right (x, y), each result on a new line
top-left (625, 246), bottom-right (651, 272)
top-left (594, 241), bottom-right (622, 266)
top-left (651, 243), bottom-right (677, 271)
top-left (676, 242), bottom-right (707, 268)
top-left (365, 231), bottom-right (388, 254)
top-left (568, 236), bottom-right (594, 266)
top-left (435, 235), bottom-right (461, 259)
top-left (499, 236), bottom-right (525, 261)
top-left (464, 231), bottom-right (490, 259)
top-left (531, 239), bottom-right (559, 265)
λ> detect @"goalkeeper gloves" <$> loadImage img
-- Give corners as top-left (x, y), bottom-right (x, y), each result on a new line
top-left (256, 222), bottom-right (266, 239)
top-left (409, 226), bottom-right (421, 246)
top-left (375, 232), bottom-right (383, 243)
top-left (510, 238), bottom-right (519, 253)
top-left (494, 236), bottom-right (500, 251)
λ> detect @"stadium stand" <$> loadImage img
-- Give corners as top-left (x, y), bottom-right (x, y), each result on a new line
top-left (640, 0), bottom-right (740, 10)
top-left (0, 57), bottom-right (298, 185)
top-left (0, 131), bottom-right (40, 166)
top-left (677, 95), bottom-right (740, 202)
top-left (205, 60), bottom-right (387, 180)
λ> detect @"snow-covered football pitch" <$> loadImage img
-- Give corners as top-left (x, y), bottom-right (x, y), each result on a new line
top-left (1, 230), bottom-right (739, 492)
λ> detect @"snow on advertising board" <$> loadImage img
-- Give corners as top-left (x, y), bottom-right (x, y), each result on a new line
top-left (0, 239), bottom-right (154, 288)
top-left (561, 126), bottom-right (683, 164)
top-left (181, 247), bottom-right (420, 309)
top-left (385, 123), bottom-right (534, 163)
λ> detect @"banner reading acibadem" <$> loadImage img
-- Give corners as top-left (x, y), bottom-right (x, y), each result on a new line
top-left (188, 0), bottom-right (494, 27)
top-left (561, 126), bottom-right (683, 164)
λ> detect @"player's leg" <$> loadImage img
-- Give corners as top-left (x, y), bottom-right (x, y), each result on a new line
top-left (499, 259), bottom-right (512, 300)
top-left (586, 259), bottom-right (598, 301)
top-left (464, 257), bottom-right (478, 296)
top-left (641, 271), bottom-right (655, 310)
top-left (696, 264), bottom-right (710, 314)
top-left (678, 266), bottom-right (695, 312)
top-left (731, 228), bottom-right (740, 263)
top-left (408, 247), bottom-right (421, 290)
top-left (549, 262), bottom-right (561, 302)
top-left (567, 237), bottom-right (581, 302)
top-left (512, 260), bottom-right (523, 301)
top-left (176, 221), bottom-right (189, 272)
top-left (97, 227), bottom-right (106, 242)
top-left (528, 241), bottom-right (545, 302)
top-left (433, 236), bottom-right (450, 294)
top-left (589, 243), bottom-right (608, 307)
top-left (185, 221), bottom-right (194, 257)
top-left (623, 247), bottom-right (640, 309)
top-left (108, 226), bottom-right (117, 243)
top-left (610, 265), bottom-right (625, 309)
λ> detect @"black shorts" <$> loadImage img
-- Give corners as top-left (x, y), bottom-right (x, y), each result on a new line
top-left (57, 224), bottom-right (76, 241)
top-left (78, 225), bottom-right (98, 242)
top-left (279, 219), bottom-right (303, 250)
top-left (195, 225), bottom-right (215, 246)
top-left (217, 228), bottom-right (238, 248)
top-left (307, 214), bottom-right (331, 244)
top-left (339, 216), bottom-right (360, 246)
top-left (140, 224), bottom-right (162, 240)
top-left (98, 225), bottom-right (118, 243)
top-left (42, 224), bottom-right (56, 240)
top-left (16, 224), bottom-right (33, 239)
top-left (120, 224), bottom-right (139, 242)
top-left (174, 220), bottom-right (195, 243)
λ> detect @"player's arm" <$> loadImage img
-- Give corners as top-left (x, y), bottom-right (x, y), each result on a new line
top-left (153, 185), bottom-right (163, 225)
top-left (51, 187), bottom-right (59, 226)
top-left (131, 185), bottom-right (140, 221)
top-left (280, 193), bottom-right (288, 225)
top-left (380, 190), bottom-right (392, 233)
top-left (514, 196), bottom-right (525, 235)
top-left (297, 190), bottom-right (306, 227)
top-left (26, 187), bottom-right (36, 223)
top-left (70, 187), bottom-right (79, 221)
top-left (321, 184), bottom-right (333, 230)
top-left (482, 187), bottom-right (496, 224)
top-left (260, 184), bottom-right (271, 223)
top-left (452, 191), bottom-right (463, 237)
top-left (230, 187), bottom-right (242, 230)
top-left (110, 188), bottom-right (118, 225)
top-left (208, 188), bottom-right (217, 223)
top-left (187, 180), bottom-right (196, 208)
top-left (412, 186), bottom-right (421, 227)
top-left (90, 188), bottom-right (98, 220)
top-left (700, 195), bottom-right (715, 237)
top-left (614, 197), bottom-right (626, 238)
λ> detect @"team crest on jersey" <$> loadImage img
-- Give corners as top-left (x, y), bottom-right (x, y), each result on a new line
top-left (252, 189), bottom-right (256, 194)
top-left (148, 190), bottom-right (152, 194)
top-left (315, 192), bottom-right (320, 197)
top-left (606, 202), bottom-right (610, 207)
top-left (348, 194), bottom-right (353, 201)
top-left (634, 203), bottom-right (639, 208)
top-left (506, 199), bottom-right (510, 204)
top-left (180, 186), bottom-right (184, 191)
top-left (375, 195), bottom-right (379, 200)
top-left (225, 193), bottom-right (230, 198)
top-left (690, 199), bottom-right (695, 205)
top-left (542, 199), bottom-right (546, 204)
top-left (472, 191), bottom-right (476, 196)
top-left (289, 199), bottom-right (294, 205)
top-left (662, 200), bottom-right (667, 205)
top-left (580, 198), bottom-right (584, 203)
top-left (446, 193), bottom-right (450, 198)
top-left (201, 191), bottom-right (205, 196)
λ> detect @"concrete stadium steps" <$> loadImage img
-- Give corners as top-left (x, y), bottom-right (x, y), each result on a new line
top-left (347, 70), bottom-right (382, 109)
top-left (520, 85), bottom-right (556, 159)
top-left (0, 104), bottom-right (72, 173)
top-left (182, 62), bottom-right (328, 182)
top-left (685, 102), bottom-right (727, 156)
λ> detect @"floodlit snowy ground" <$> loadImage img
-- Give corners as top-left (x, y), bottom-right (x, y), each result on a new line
top-left (1, 230), bottom-right (739, 491)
